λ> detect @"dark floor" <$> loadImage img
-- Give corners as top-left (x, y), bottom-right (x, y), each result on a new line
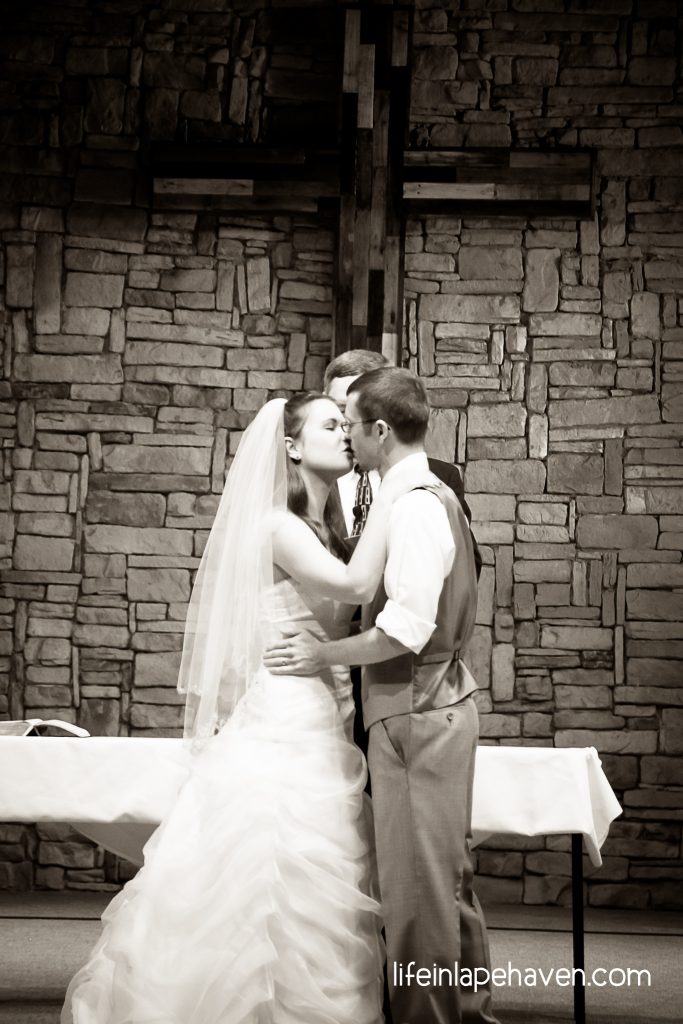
top-left (1, 893), bottom-right (681, 1023)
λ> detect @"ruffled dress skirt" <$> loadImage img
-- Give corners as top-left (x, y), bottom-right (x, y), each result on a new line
top-left (61, 669), bottom-right (385, 1024)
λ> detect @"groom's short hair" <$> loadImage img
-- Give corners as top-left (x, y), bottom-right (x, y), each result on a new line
top-left (323, 349), bottom-right (390, 391)
top-left (347, 367), bottom-right (430, 445)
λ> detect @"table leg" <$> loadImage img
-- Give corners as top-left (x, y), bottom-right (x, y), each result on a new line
top-left (571, 833), bottom-right (586, 1024)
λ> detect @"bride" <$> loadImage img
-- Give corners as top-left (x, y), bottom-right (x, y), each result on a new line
top-left (62, 393), bottom-right (398, 1024)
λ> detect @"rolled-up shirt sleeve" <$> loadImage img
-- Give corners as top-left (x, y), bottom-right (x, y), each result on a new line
top-left (374, 489), bottom-right (455, 654)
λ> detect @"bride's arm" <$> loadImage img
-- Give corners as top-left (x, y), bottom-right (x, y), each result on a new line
top-left (270, 497), bottom-right (391, 604)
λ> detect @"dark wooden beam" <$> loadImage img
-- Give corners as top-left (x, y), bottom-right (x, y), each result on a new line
top-left (403, 149), bottom-right (595, 217)
top-left (150, 144), bottom-right (341, 213)
top-left (333, 1), bottom-right (412, 362)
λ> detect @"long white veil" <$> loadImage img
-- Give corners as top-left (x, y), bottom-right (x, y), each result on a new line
top-left (178, 398), bottom-right (287, 748)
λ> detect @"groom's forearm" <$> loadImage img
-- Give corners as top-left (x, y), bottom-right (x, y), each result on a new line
top-left (320, 627), bottom-right (409, 667)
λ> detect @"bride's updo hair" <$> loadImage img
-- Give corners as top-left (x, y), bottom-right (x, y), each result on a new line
top-left (284, 392), bottom-right (350, 563)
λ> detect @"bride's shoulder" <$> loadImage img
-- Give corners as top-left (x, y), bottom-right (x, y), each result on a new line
top-left (263, 508), bottom-right (300, 536)
top-left (266, 509), bottom-right (314, 563)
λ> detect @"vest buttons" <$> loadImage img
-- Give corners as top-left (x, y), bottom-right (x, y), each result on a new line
top-left (446, 712), bottom-right (454, 723)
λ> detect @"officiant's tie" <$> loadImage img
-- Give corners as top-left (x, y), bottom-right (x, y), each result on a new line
top-left (352, 471), bottom-right (373, 536)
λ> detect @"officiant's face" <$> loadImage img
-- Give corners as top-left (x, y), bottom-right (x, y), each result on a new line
top-left (325, 375), bottom-right (357, 415)
top-left (295, 398), bottom-right (353, 478)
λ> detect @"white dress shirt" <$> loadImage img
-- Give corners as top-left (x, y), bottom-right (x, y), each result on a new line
top-left (373, 453), bottom-right (455, 655)
top-left (337, 468), bottom-right (382, 536)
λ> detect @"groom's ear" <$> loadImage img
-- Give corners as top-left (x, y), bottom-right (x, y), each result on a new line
top-left (376, 420), bottom-right (390, 443)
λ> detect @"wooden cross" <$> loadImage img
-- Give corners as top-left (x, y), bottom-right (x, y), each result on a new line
top-left (151, 2), bottom-right (593, 365)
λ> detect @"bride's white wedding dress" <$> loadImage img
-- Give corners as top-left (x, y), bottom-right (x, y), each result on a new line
top-left (62, 577), bottom-right (385, 1024)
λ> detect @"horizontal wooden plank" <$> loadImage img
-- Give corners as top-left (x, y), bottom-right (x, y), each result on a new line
top-left (152, 153), bottom-right (340, 193)
top-left (404, 149), bottom-right (592, 172)
top-left (402, 147), bottom-right (594, 214)
top-left (404, 200), bottom-right (593, 219)
top-left (154, 178), bottom-right (254, 196)
top-left (404, 149), bottom-right (510, 167)
top-left (403, 181), bottom-right (591, 201)
top-left (404, 182), bottom-right (495, 199)
top-left (154, 160), bottom-right (338, 180)
top-left (509, 151), bottom-right (592, 170)
top-left (253, 179), bottom-right (339, 198)
top-left (154, 194), bottom-right (320, 213)
top-left (152, 144), bottom-right (314, 166)
top-left (404, 165), bottom-right (589, 185)
top-left (503, 183), bottom-right (590, 201)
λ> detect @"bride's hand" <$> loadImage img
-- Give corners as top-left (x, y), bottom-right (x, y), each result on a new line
top-left (263, 629), bottom-right (325, 676)
top-left (376, 468), bottom-right (435, 506)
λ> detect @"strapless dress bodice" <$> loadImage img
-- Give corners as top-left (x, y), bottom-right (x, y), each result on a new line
top-left (261, 576), bottom-right (354, 647)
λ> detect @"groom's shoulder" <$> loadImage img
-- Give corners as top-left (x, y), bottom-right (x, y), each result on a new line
top-left (395, 476), bottom-right (450, 515)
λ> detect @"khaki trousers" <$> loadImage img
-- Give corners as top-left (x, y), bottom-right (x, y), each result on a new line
top-left (367, 696), bottom-right (499, 1024)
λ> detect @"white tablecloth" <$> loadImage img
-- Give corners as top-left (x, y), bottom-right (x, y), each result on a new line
top-left (0, 737), bottom-right (621, 868)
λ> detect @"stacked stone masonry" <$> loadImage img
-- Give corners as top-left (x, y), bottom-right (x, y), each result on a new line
top-left (0, 1), bottom-right (681, 909)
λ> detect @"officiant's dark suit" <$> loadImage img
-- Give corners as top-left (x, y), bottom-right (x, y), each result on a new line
top-left (426, 459), bottom-right (481, 576)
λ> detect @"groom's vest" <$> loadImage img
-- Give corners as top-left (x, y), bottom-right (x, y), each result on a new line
top-left (361, 480), bottom-right (478, 729)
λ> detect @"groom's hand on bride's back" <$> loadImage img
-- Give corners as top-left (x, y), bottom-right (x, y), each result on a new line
top-left (264, 629), bottom-right (325, 675)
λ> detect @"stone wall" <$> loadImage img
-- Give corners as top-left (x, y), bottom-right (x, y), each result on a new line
top-left (405, 0), bottom-right (683, 911)
top-left (0, 0), bottom-right (682, 907)
top-left (0, 0), bottom-right (335, 891)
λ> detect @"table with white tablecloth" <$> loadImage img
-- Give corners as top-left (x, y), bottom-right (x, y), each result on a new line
top-left (0, 736), bottom-right (622, 1024)
top-left (0, 737), bottom-right (620, 865)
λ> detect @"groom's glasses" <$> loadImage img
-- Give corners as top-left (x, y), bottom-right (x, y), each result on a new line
top-left (341, 419), bottom-right (377, 434)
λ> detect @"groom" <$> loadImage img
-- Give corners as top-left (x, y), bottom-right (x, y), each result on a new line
top-left (265, 368), bottom-right (499, 1024)
top-left (324, 349), bottom-right (481, 766)
top-left (324, 349), bottom-right (481, 578)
